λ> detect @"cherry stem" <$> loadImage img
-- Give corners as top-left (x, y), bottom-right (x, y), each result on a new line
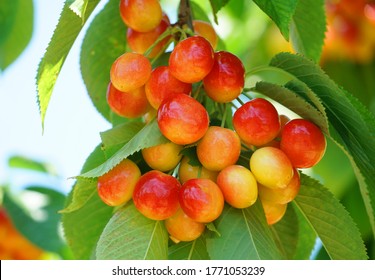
top-left (177, 0), bottom-right (194, 32)
top-left (221, 103), bottom-right (228, 128)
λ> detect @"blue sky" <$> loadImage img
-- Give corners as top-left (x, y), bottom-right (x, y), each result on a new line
top-left (0, 0), bottom-right (111, 192)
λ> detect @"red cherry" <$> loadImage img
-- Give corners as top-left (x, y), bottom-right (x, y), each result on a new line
top-left (133, 170), bottom-right (181, 220)
top-left (280, 119), bottom-right (326, 168)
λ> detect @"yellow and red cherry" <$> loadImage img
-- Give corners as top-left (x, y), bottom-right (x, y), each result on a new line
top-left (196, 126), bottom-right (241, 171)
top-left (203, 51), bottom-right (245, 103)
top-left (217, 165), bottom-right (258, 209)
top-left (157, 94), bottom-right (209, 145)
top-left (110, 52), bottom-right (151, 92)
top-left (233, 98), bottom-right (280, 146)
top-left (145, 66), bottom-right (192, 109)
top-left (97, 159), bottom-right (141, 206)
top-left (179, 178), bottom-right (224, 223)
top-left (169, 35), bottom-right (214, 83)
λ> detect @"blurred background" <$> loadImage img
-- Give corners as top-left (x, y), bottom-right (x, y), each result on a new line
top-left (0, 0), bottom-right (374, 259)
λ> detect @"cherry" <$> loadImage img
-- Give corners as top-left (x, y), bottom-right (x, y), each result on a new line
top-left (203, 51), bottom-right (245, 103)
top-left (192, 20), bottom-right (218, 49)
top-left (110, 52), bottom-right (151, 92)
top-left (119, 0), bottom-right (162, 32)
top-left (133, 170), bottom-right (180, 220)
top-left (164, 207), bottom-right (205, 242)
top-left (141, 142), bottom-right (183, 172)
top-left (196, 126), bottom-right (241, 171)
top-left (249, 147), bottom-right (294, 189)
top-left (157, 93), bottom-right (209, 145)
top-left (106, 82), bottom-right (149, 118)
top-left (169, 35), bottom-right (214, 83)
top-left (258, 168), bottom-right (300, 204)
top-left (179, 178), bottom-right (224, 223)
top-left (217, 165), bottom-right (258, 209)
top-left (97, 159), bottom-right (141, 206)
top-left (145, 66), bottom-right (192, 109)
top-left (127, 18), bottom-right (171, 58)
top-left (280, 119), bottom-right (326, 168)
top-left (260, 199), bottom-right (287, 225)
top-left (178, 156), bottom-right (219, 184)
top-left (233, 98), bottom-right (281, 146)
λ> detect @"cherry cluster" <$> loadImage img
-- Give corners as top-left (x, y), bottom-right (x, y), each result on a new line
top-left (98, 0), bottom-right (327, 243)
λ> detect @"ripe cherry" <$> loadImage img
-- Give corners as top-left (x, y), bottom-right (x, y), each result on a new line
top-left (97, 159), bottom-right (141, 206)
top-left (120, 0), bottom-right (162, 32)
top-left (141, 142), bottom-right (183, 172)
top-left (258, 168), bottom-right (300, 204)
top-left (233, 98), bottom-right (280, 146)
top-left (110, 52), bottom-right (151, 92)
top-left (217, 165), bottom-right (258, 209)
top-left (133, 170), bottom-right (180, 220)
top-left (165, 208), bottom-right (205, 242)
top-left (280, 119), bottom-right (326, 168)
top-left (157, 94), bottom-right (209, 145)
top-left (260, 199), bottom-right (287, 225)
top-left (196, 126), bottom-right (241, 171)
top-left (127, 18), bottom-right (171, 58)
top-left (169, 36), bottom-right (214, 83)
top-left (179, 178), bottom-right (224, 223)
top-left (250, 147), bottom-right (294, 189)
top-left (145, 66), bottom-right (192, 109)
top-left (106, 83), bottom-right (149, 118)
top-left (192, 20), bottom-right (218, 49)
top-left (203, 51), bottom-right (245, 103)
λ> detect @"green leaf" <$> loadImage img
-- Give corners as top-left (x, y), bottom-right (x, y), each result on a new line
top-left (79, 118), bottom-right (168, 178)
top-left (62, 190), bottom-right (113, 259)
top-left (96, 202), bottom-right (168, 260)
top-left (270, 204), bottom-right (298, 259)
top-left (270, 52), bottom-right (375, 238)
top-left (206, 202), bottom-right (283, 259)
top-left (168, 235), bottom-right (210, 260)
top-left (0, 0), bottom-right (33, 71)
top-left (8, 155), bottom-right (57, 176)
top-left (60, 145), bottom-right (106, 213)
top-left (293, 174), bottom-right (368, 260)
top-left (190, 1), bottom-right (211, 22)
top-left (253, 0), bottom-right (298, 40)
top-left (254, 81), bottom-right (329, 134)
top-left (208, 0), bottom-right (231, 24)
top-left (36, 0), bottom-right (100, 129)
top-left (3, 187), bottom-right (67, 255)
top-left (289, 0), bottom-right (326, 62)
top-left (100, 121), bottom-right (145, 150)
top-left (80, 0), bottom-right (127, 123)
